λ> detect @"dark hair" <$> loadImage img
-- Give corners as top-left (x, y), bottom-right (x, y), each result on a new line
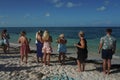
top-left (21, 31), bottom-right (26, 36)
top-left (38, 30), bottom-right (43, 36)
top-left (106, 28), bottom-right (112, 33)
top-left (3, 29), bottom-right (7, 32)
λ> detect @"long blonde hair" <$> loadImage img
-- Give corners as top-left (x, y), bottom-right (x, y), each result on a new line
top-left (42, 30), bottom-right (50, 41)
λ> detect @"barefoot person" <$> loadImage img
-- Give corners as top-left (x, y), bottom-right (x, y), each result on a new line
top-left (18, 31), bottom-right (30, 64)
top-left (74, 31), bottom-right (88, 72)
top-left (35, 30), bottom-right (43, 63)
top-left (42, 30), bottom-right (52, 65)
top-left (98, 28), bottom-right (116, 75)
top-left (56, 34), bottom-right (67, 65)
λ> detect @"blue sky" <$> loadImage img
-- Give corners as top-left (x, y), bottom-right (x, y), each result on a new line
top-left (0, 0), bottom-right (120, 27)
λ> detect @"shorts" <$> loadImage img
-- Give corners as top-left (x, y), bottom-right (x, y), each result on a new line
top-left (102, 49), bottom-right (113, 59)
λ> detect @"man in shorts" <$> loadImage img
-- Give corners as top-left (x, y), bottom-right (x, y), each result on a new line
top-left (98, 28), bottom-right (116, 75)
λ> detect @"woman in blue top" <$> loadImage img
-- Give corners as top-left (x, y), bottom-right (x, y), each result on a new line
top-left (56, 34), bottom-right (67, 65)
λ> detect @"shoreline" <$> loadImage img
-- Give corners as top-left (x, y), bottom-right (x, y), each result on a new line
top-left (0, 43), bottom-right (120, 80)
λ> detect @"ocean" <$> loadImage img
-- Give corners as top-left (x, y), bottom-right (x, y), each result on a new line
top-left (0, 27), bottom-right (120, 56)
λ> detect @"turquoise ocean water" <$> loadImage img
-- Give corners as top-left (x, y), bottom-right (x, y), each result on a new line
top-left (0, 27), bottom-right (120, 56)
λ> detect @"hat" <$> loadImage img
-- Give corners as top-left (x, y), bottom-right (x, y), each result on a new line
top-left (59, 34), bottom-right (64, 38)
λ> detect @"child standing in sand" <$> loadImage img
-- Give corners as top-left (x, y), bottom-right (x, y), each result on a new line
top-left (18, 31), bottom-right (30, 64)
top-left (56, 34), bottom-right (67, 65)
top-left (42, 30), bottom-right (52, 65)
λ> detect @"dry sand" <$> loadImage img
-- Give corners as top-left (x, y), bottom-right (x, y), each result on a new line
top-left (0, 43), bottom-right (120, 80)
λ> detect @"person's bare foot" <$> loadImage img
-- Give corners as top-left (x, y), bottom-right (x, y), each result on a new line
top-left (25, 61), bottom-right (27, 64)
top-left (103, 71), bottom-right (107, 75)
top-left (107, 71), bottom-right (110, 75)
top-left (76, 69), bottom-right (81, 72)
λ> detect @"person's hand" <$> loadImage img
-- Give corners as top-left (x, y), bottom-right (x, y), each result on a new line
top-left (74, 44), bottom-right (77, 47)
top-left (98, 50), bottom-right (101, 54)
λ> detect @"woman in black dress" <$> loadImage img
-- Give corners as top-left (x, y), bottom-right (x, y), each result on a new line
top-left (74, 31), bottom-right (88, 72)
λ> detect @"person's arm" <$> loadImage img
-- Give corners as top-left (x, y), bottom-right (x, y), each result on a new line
top-left (112, 40), bottom-right (116, 54)
top-left (98, 43), bottom-right (103, 54)
top-left (98, 38), bottom-right (103, 54)
top-left (18, 37), bottom-right (21, 43)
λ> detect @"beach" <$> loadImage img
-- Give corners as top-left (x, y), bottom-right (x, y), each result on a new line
top-left (0, 43), bottom-right (120, 80)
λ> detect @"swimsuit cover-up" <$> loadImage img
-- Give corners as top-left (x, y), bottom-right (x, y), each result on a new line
top-left (42, 42), bottom-right (52, 53)
top-left (77, 39), bottom-right (88, 61)
top-left (20, 43), bottom-right (30, 55)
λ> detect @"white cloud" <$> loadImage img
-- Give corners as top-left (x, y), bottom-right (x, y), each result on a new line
top-left (51, 0), bottom-right (64, 8)
top-left (97, 6), bottom-right (107, 11)
top-left (45, 12), bottom-right (50, 17)
top-left (52, 0), bottom-right (59, 3)
top-left (50, 0), bottom-right (81, 8)
top-left (66, 2), bottom-right (82, 8)
top-left (66, 2), bottom-right (74, 8)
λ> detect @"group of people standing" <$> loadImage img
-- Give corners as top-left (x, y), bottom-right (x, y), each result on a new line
top-left (74, 28), bottom-right (116, 75)
top-left (34, 28), bottom-right (116, 75)
top-left (35, 30), bottom-right (67, 66)
top-left (0, 28), bottom-right (116, 75)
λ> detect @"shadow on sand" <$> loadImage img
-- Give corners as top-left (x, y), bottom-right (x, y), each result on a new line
top-left (0, 64), bottom-right (39, 72)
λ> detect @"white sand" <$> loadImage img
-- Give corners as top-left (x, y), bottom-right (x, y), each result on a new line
top-left (0, 43), bottom-right (120, 80)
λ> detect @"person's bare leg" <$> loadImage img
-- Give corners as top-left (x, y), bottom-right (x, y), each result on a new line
top-left (47, 53), bottom-right (50, 66)
top-left (103, 59), bottom-right (107, 74)
top-left (25, 53), bottom-right (28, 64)
top-left (41, 57), bottom-right (43, 63)
top-left (20, 54), bottom-right (24, 64)
top-left (81, 62), bottom-right (85, 72)
top-left (3, 45), bottom-right (7, 53)
top-left (7, 44), bottom-right (10, 53)
top-left (36, 56), bottom-right (39, 63)
top-left (44, 53), bottom-right (47, 65)
top-left (107, 59), bottom-right (111, 75)
top-left (58, 53), bottom-right (61, 63)
top-left (62, 53), bottom-right (65, 65)
top-left (77, 60), bottom-right (81, 72)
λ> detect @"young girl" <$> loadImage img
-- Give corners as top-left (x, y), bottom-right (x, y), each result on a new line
top-left (56, 34), bottom-right (67, 65)
top-left (18, 31), bottom-right (30, 64)
top-left (42, 30), bottom-right (52, 65)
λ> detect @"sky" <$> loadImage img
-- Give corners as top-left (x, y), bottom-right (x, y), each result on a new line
top-left (0, 0), bottom-right (120, 27)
